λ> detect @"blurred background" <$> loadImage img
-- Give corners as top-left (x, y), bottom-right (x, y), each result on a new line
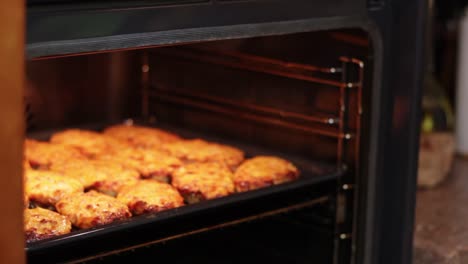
top-left (415, 1), bottom-right (468, 263)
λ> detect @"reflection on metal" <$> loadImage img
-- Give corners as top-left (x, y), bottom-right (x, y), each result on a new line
top-left (153, 48), bottom-right (344, 87)
top-left (186, 47), bottom-right (341, 74)
top-left (339, 233), bottom-right (352, 240)
top-left (152, 88), bottom-right (340, 126)
top-left (151, 90), bottom-right (346, 138)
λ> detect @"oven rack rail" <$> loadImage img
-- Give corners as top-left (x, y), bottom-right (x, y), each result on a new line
top-left (149, 89), bottom-right (347, 139)
top-left (143, 47), bottom-right (364, 164)
top-left (151, 47), bottom-right (350, 88)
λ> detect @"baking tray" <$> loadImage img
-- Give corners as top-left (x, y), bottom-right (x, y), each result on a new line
top-left (25, 121), bottom-right (343, 263)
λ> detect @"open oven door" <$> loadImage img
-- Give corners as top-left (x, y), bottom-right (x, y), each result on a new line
top-left (0, 0), bottom-right (26, 263)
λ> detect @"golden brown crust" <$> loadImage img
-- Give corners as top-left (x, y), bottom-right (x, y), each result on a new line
top-left (172, 162), bottom-right (235, 202)
top-left (50, 129), bottom-right (129, 158)
top-left (50, 159), bottom-right (139, 196)
top-left (103, 124), bottom-right (181, 149)
top-left (24, 139), bottom-right (85, 169)
top-left (98, 148), bottom-right (182, 180)
top-left (56, 191), bottom-right (131, 229)
top-left (24, 170), bottom-right (84, 206)
top-left (117, 180), bottom-right (184, 215)
top-left (233, 156), bottom-right (300, 192)
top-left (162, 139), bottom-right (244, 169)
top-left (24, 207), bottom-right (72, 243)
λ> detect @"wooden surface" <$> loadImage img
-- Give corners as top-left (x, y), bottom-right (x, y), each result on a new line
top-left (0, 0), bottom-right (26, 263)
top-left (414, 157), bottom-right (468, 264)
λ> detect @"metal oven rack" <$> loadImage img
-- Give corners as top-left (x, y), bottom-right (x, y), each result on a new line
top-left (142, 47), bottom-right (365, 263)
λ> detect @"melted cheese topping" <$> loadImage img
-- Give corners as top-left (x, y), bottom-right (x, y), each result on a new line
top-left (233, 156), bottom-right (300, 192)
top-left (117, 180), bottom-right (184, 215)
top-left (50, 159), bottom-right (139, 196)
top-left (162, 139), bottom-right (244, 169)
top-left (104, 124), bottom-right (180, 149)
top-left (172, 162), bottom-right (235, 200)
top-left (50, 129), bottom-right (129, 158)
top-left (24, 170), bottom-right (84, 206)
top-left (24, 139), bottom-right (84, 168)
top-left (98, 148), bottom-right (182, 178)
top-left (56, 191), bottom-right (131, 229)
top-left (24, 207), bottom-right (72, 243)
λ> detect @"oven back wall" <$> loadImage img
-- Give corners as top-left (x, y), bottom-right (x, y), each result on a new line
top-left (26, 52), bottom-right (141, 131)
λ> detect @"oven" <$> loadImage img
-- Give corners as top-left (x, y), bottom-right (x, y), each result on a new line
top-left (0, 0), bottom-right (426, 263)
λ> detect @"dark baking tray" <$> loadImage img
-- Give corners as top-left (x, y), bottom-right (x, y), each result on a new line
top-left (25, 121), bottom-right (343, 263)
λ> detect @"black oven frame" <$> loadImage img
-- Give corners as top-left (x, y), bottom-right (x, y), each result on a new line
top-left (25, 1), bottom-right (427, 264)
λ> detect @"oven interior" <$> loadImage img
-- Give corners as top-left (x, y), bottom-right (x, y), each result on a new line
top-left (25, 29), bottom-right (370, 263)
